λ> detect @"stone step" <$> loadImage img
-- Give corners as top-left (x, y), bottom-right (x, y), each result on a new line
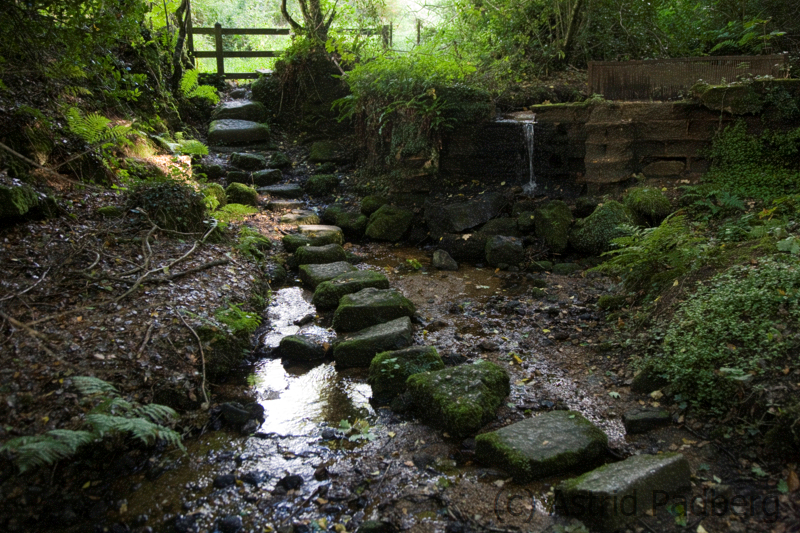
top-left (312, 270), bottom-right (390, 310)
top-left (294, 243), bottom-right (347, 266)
top-left (280, 210), bottom-right (320, 225)
top-left (332, 317), bottom-right (413, 369)
top-left (208, 119), bottom-right (270, 146)
top-left (298, 225), bottom-right (344, 245)
top-left (298, 261), bottom-right (357, 289)
top-left (332, 288), bottom-right (416, 333)
top-left (211, 100), bottom-right (267, 122)
top-left (257, 183), bottom-right (304, 199)
top-left (252, 169), bottom-right (283, 187)
top-left (267, 200), bottom-right (305, 211)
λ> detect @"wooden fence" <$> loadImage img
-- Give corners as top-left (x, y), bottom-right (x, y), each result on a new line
top-left (188, 19), bottom-right (392, 79)
top-left (588, 54), bottom-right (788, 101)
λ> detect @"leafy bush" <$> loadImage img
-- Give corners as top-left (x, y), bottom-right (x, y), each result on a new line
top-left (647, 257), bottom-right (800, 413)
top-left (127, 181), bottom-right (208, 233)
top-left (0, 377), bottom-right (182, 473)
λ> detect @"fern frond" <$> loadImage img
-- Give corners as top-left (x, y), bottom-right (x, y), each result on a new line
top-left (179, 69), bottom-right (199, 95)
top-left (72, 376), bottom-right (118, 396)
top-left (85, 414), bottom-right (160, 445)
top-left (65, 107), bottom-right (131, 145)
top-left (178, 139), bottom-right (209, 156)
top-left (0, 430), bottom-right (95, 473)
top-left (130, 403), bottom-right (177, 425)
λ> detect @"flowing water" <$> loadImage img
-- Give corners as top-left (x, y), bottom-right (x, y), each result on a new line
top-left (522, 120), bottom-right (537, 195)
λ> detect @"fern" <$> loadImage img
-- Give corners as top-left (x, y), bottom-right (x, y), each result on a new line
top-left (179, 69), bottom-right (220, 105)
top-left (0, 430), bottom-right (95, 473)
top-left (72, 375), bottom-right (118, 395)
top-left (178, 139), bottom-right (209, 156)
top-left (65, 107), bottom-right (131, 145)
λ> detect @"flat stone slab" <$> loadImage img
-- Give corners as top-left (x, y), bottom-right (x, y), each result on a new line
top-left (368, 346), bottom-right (444, 403)
top-left (333, 317), bottom-right (413, 369)
top-left (280, 210), bottom-right (320, 225)
top-left (267, 200), bottom-right (305, 211)
top-left (332, 288), bottom-right (416, 333)
top-left (298, 261), bottom-right (357, 289)
top-left (298, 225), bottom-right (344, 245)
top-left (555, 453), bottom-right (691, 532)
top-left (208, 119), bottom-right (269, 146)
top-left (312, 270), bottom-right (390, 310)
top-left (211, 100), bottom-right (267, 122)
top-left (475, 410), bottom-right (608, 482)
top-left (252, 169), bottom-right (282, 186)
top-left (294, 243), bottom-right (347, 266)
top-left (622, 409), bottom-right (671, 434)
top-left (257, 184), bottom-right (304, 199)
top-left (277, 335), bottom-right (325, 363)
top-left (406, 361), bottom-right (510, 438)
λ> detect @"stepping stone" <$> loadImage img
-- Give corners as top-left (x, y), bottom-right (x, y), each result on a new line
top-left (332, 288), bottom-right (416, 333)
top-left (230, 152), bottom-right (266, 171)
top-left (298, 225), bottom-right (344, 245)
top-left (277, 335), bottom-right (326, 363)
top-left (333, 317), bottom-right (413, 369)
top-left (622, 408), bottom-right (671, 434)
top-left (304, 174), bottom-right (339, 196)
top-left (406, 361), bottom-right (510, 438)
top-left (280, 210), bottom-right (320, 225)
top-left (211, 100), bottom-right (267, 122)
top-left (298, 261), bottom-right (357, 289)
top-left (322, 206), bottom-right (368, 238)
top-left (267, 200), bottom-right (304, 211)
top-left (555, 453), bottom-right (691, 532)
top-left (368, 346), bottom-right (444, 403)
top-left (257, 183), bottom-right (304, 199)
top-left (312, 270), bottom-right (390, 310)
top-left (252, 169), bottom-right (282, 187)
top-left (294, 243), bottom-right (347, 265)
top-left (475, 410), bottom-right (608, 482)
top-left (208, 119), bottom-right (270, 146)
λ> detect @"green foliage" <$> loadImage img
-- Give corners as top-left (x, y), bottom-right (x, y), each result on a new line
top-left (179, 69), bottom-right (220, 105)
top-left (706, 121), bottom-right (800, 200)
top-left (203, 183), bottom-right (227, 210)
top-left (235, 226), bottom-right (272, 261)
top-left (127, 181), bottom-right (208, 233)
top-left (706, 17), bottom-right (785, 55)
top-left (213, 203), bottom-right (259, 224)
top-left (177, 139), bottom-right (209, 156)
top-left (648, 257), bottom-right (800, 413)
top-left (0, 377), bottom-right (182, 473)
top-left (338, 418), bottom-right (377, 442)
top-left (65, 107), bottom-right (131, 146)
top-left (592, 215), bottom-right (707, 295)
top-left (624, 187), bottom-right (673, 226)
top-left (214, 303), bottom-right (262, 335)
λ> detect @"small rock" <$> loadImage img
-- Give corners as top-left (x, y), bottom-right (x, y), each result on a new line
top-left (479, 339), bottom-right (499, 351)
top-left (173, 514), bottom-right (199, 533)
top-left (622, 408), bottom-right (671, 434)
top-left (314, 465), bottom-right (330, 480)
top-left (240, 471), bottom-right (266, 486)
top-left (213, 474), bottom-right (236, 489)
top-left (276, 474), bottom-right (304, 491)
top-left (217, 515), bottom-right (243, 533)
top-left (432, 250), bottom-right (458, 271)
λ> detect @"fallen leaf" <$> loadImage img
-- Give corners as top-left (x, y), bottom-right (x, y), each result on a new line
top-left (650, 390), bottom-right (664, 400)
top-left (788, 470), bottom-right (800, 492)
top-left (404, 461), bottom-right (414, 467)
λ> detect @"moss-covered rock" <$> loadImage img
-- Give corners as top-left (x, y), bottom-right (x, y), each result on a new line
top-left (226, 171), bottom-right (250, 185)
top-left (230, 152), bottom-right (267, 171)
top-left (127, 181), bottom-right (207, 233)
top-left (552, 263), bottom-right (582, 275)
top-left (475, 410), bottom-right (608, 482)
top-left (332, 288), bottom-right (416, 333)
top-left (225, 182), bottom-right (259, 207)
top-left (368, 346), bottom-right (444, 403)
top-left (298, 224), bottom-right (344, 245)
top-left (251, 169), bottom-right (283, 186)
top-left (405, 360), bottom-right (510, 437)
top-left (280, 210), bottom-right (320, 225)
top-left (208, 119), bottom-right (270, 146)
top-left (597, 294), bottom-right (628, 311)
top-left (277, 335), bottom-right (326, 362)
top-left (197, 325), bottom-right (251, 379)
top-left (283, 226), bottom-right (344, 252)
top-left (312, 270), bottom-right (391, 310)
top-left (528, 260), bottom-right (553, 272)
top-left (309, 141), bottom-right (350, 163)
top-left (203, 183), bottom-right (227, 208)
top-left (269, 151), bottom-right (292, 169)
top-left (322, 205), bottom-right (368, 238)
top-left (485, 235), bottom-right (524, 268)
top-left (516, 211), bottom-right (536, 234)
top-left (96, 205), bottom-right (124, 218)
top-left (294, 243), bottom-right (347, 265)
top-left (534, 200), bottom-right (573, 253)
top-left (333, 317), bottom-right (413, 368)
top-left (257, 184), bottom-right (304, 199)
top-left (365, 204), bottom-right (414, 242)
top-left (569, 200), bottom-right (634, 255)
top-left (0, 183), bottom-right (39, 219)
top-left (623, 187), bottom-right (672, 226)
top-left (298, 261), bottom-right (358, 289)
top-left (211, 100), bottom-right (267, 122)
top-left (304, 174), bottom-right (339, 196)
top-left (361, 195), bottom-right (388, 216)
top-left (478, 218), bottom-right (520, 237)
top-left (692, 82), bottom-right (764, 115)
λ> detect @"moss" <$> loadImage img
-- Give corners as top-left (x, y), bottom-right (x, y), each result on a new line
top-left (693, 83), bottom-right (763, 115)
top-left (368, 346), bottom-right (444, 402)
top-left (365, 204), bottom-right (414, 242)
top-left (0, 184), bottom-right (39, 219)
top-left (270, 151), bottom-right (292, 169)
top-left (304, 174), bottom-right (339, 196)
top-left (96, 205), bottom-right (124, 218)
top-left (322, 206), bottom-right (368, 238)
top-left (312, 270), bottom-right (390, 310)
top-left (597, 294), bottom-right (628, 311)
top-left (624, 187), bottom-right (672, 226)
top-left (203, 183), bottom-right (227, 208)
top-left (552, 263), bottom-right (581, 275)
top-left (309, 141), bottom-right (349, 163)
top-left (127, 181), bottom-right (208, 233)
top-left (196, 325), bottom-right (250, 379)
top-left (569, 200), bottom-right (635, 255)
top-left (332, 288), bottom-right (416, 332)
top-left (534, 200), bottom-right (573, 253)
top-left (225, 183), bottom-right (259, 207)
top-left (282, 233), bottom-right (313, 253)
top-left (230, 152), bottom-right (266, 171)
top-left (361, 195), bottom-right (389, 215)
top-left (294, 243), bottom-right (347, 265)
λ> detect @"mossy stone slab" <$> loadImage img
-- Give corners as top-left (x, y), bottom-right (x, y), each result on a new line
top-left (534, 200), bottom-right (573, 253)
top-left (332, 288), bottom-right (416, 333)
top-left (211, 100), bottom-right (267, 122)
top-left (554, 453), bottom-right (691, 532)
top-left (475, 410), bottom-right (608, 482)
top-left (0, 184), bottom-right (39, 219)
top-left (333, 317), bottom-right (413, 369)
top-left (365, 205), bottom-right (414, 242)
top-left (569, 200), bottom-right (634, 256)
top-left (368, 346), bottom-right (444, 403)
top-left (208, 119), bottom-right (269, 146)
top-left (268, 199), bottom-right (305, 211)
top-left (298, 261), bottom-right (357, 289)
top-left (252, 169), bottom-right (283, 187)
top-left (312, 270), bottom-right (391, 310)
top-left (406, 360), bottom-right (510, 438)
top-left (257, 183), bottom-right (304, 199)
top-left (230, 152), bottom-right (267, 171)
top-left (277, 335), bottom-right (325, 363)
top-left (294, 243), bottom-right (347, 266)
top-left (280, 210), bottom-right (320, 225)
top-left (304, 174), bottom-right (339, 196)
top-left (225, 183), bottom-right (259, 207)
top-left (298, 225), bottom-right (344, 246)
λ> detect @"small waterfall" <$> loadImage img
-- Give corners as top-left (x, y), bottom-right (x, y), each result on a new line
top-left (522, 119), bottom-right (537, 194)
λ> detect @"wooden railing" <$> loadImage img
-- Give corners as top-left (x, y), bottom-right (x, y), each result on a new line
top-left (188, 20), bottom-right (392, 79)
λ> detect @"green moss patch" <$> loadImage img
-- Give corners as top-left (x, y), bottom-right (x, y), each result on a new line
top-left (368, 346), bottom-right (444, 403)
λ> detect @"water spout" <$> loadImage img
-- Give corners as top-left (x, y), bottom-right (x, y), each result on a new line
top-left (522, 118), bottom-right (537, 195)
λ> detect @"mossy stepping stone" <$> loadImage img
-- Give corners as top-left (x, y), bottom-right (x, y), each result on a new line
top-left (277, 335), bottom-right (326, 363)
top-left (365, 205), bottom-right (413, 242)
top-left (257, 184), bottom-right (304, 199)
top-left (406, 360), bottom-right (510, 438)
top-left (268, 200), bottom-right (304, 211)
top-left (211, 100), bottom-right (267, 122)
top-left (332, 317), bottom-right (413, 369)
top-left (208, 119), bottom-right (270, 146)
top-left (332, 288), bottom-right (416, 333)
top-left (304, 174), bottom-right (340, 196)
top-left (280, 210), bottom-right (320, 225)
top-left (294, 243), bottom-right (347, 265)
top-left (569, 200), bottom-right (634, 255)
top-left (554, 453), bottom-right (691, 532)
top-left (322, 206), bottom-right (368, 238)
top-left (368, 346), bottom-right (444, 403)
top-left (298, 225), bottom-right (344, 245)
top-left (230, 152), bottom-right (267, 171)
top-left (298, 261), bottom-right (357, 289)
top-left (474, 410), bottom-right (608, 482)
top-left (312, 270), bottom-right (390, 310)
top-left (252, 169), bottom-right (282, 186)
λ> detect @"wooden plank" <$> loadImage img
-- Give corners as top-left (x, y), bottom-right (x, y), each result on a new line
top-left (214, 23), bottom-right (224, 76)
top-left (191, 27), bottom-right (291, 36)
top-left (192, 51), bottom-right (281, 58)
top-left (223, 73), bottom-right (262, 79)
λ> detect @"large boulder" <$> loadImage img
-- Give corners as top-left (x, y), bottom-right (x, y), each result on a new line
top-left (406, 361), bottom-right (510, 437)
top-left (475, 411), bottom-right (608, 482)
top-left (333, 317), bottom-right (413, 368)
top-left (534, 200), bottom-right (573, 253)
top-left (312, 270), bottom-right (391, 310)
top-left (294, 243), bottom-right (347, 265)
top-left (569, 200), bottom-right (635, 255)
top-left (332, 288), bottom-right (416, 333)
top-left (277, 335), bottom-right (326, 363)
top-left (478, 217), bottom-right (520, 237)
top-left (623, 187), bottom-right (672, 226)
top-left (304, 174), bottom-right (339, 196)
top-left (361, 195), bottom-right (388, 216)
top-left (257, 184), bottom-right (304, 199)
top-left (368, 346), bottom-right (444, 403)
top-left (230, 152), bottom-right (267, 171)
top-left (425, 192), bottom-right (506, 236)
top-left (439, 233), bottom-right (489, 263)
top-left (298, 261), bottom-right (357, 289)
top-left (211, 100), bottom-right (267, 122)
top-left (0, 184), bottom-right (40, 219)
top-left (485, 235), bottom-right (524, 268)
top-left (225, 183), bottom-right (259, 207)
top-left (365, 205), bottom-right (414, 242)
top-left (208, 119), bottom-right (269, 146)
top-left (554, 453), bottom-right (691, 532)
top-left (322, 206), bottom-right (368, 238)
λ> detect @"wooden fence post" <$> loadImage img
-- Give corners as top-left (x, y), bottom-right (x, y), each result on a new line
top-left (381, 24), bottom-right (389, 49)
top-left (214, 22), bottom-right (224, 77)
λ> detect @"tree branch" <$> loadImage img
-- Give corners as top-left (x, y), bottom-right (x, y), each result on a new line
top-left (281, 0), bottom-right (303, 32)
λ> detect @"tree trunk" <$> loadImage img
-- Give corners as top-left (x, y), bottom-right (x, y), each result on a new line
top-left (562, 0), bottom-right (586, 59)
